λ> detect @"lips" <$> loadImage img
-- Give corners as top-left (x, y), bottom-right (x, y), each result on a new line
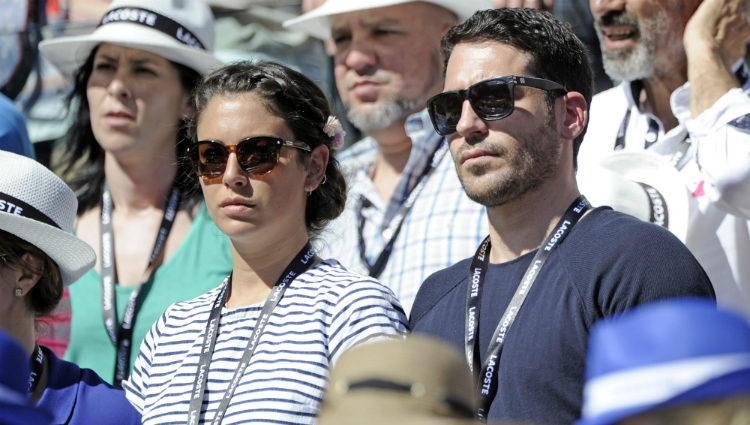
top-left (105, 110), bottom-right (134, 119)
top-left (220, 197), bottom-right (254, 208)
top-left (460, 148), bottom-right (497, 165)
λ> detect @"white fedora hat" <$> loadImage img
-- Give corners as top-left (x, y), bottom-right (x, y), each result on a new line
top-left (577, 150), bottom-right (694, 242)
top-left (0, 151), bottom-right (95, 286)
top-left (39, 0), bottom-right (224, 79)
top-left (283, 0), bottom-right (493, 40)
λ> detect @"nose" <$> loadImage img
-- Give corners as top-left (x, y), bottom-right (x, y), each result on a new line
top-left (222, 152), bottom-right (249, 188)
top-left (455, 99), bottom-right (489, 142)
top-left (339, 36), bottom-right (377, 74)
top-left (589, 0), bottom-right (626, 16)
top-left (106, 68), bottom-right (132, 101)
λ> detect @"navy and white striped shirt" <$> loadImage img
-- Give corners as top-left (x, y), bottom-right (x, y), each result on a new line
top-left (124, 260), bottom-right (409, 424)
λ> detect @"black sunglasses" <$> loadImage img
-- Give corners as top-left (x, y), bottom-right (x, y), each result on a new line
top-left (188, 136), bottom-right (312, 180)
top-left (427, 75), bottom-right (568, 136)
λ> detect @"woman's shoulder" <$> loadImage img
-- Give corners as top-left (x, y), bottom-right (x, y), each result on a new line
top-left (305, 260), bottom-right (394, 294)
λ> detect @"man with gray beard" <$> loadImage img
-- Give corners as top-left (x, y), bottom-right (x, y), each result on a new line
top-left (284, 0), bottom-right (491, 314)
top-left (578, 0), bottom-right (750, 321)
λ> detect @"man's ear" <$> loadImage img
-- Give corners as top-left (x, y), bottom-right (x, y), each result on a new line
top-left (558, 91), bottom-right (588, 141)
top-left (12, 253), bottom-right (43, 296)
top-left (304, 144), bottom-right (330, 193)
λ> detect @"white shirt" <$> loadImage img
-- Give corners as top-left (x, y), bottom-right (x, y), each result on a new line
top-left (316, 109), bottom-right (488, 314)
top-left (124, 260), bottom-right (409, 424)
top-left (579, 63), bottom-right (750, 320)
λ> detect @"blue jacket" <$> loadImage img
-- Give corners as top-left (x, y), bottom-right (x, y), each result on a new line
top-left (37, 346), bottom-right (141, 425)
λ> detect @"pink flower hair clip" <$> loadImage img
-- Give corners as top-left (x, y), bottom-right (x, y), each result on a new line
top-left (323, 116), bottom-right (346, 149)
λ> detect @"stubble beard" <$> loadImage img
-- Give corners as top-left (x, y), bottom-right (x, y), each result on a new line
top-left (346, 96), bottom-right (421, 133)
top-left (457, 114), bottom-right (561, 208)
top-left (598, 10), bottom-right (668, 82)
top-left (344, 48), bottom-right (444, 133)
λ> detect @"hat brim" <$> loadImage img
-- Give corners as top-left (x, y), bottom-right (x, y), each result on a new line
top-left (575, 368), bottom-right (750, 425)
top-left (0, 213), bottom-right (95, 286)
top-left (593, 151), bottom-right (692, 242)
top-left (39, 22), bottom-right (225, 79)
top-left (0, 401), bottom-right (53, 425)
top-left (283, 0), bottom-right (492, 40)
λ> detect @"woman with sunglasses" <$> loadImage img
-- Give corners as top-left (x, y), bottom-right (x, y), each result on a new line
top-left (38, 0), bottom-right (233, 386)
top-left (123, 60), bottom-right (409, 424)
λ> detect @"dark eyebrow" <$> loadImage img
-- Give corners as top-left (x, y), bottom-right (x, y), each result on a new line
top-left (94, 53), bottom-right (159, 67)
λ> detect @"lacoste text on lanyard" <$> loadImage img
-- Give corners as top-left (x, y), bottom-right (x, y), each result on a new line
top-left (100, 182), bottom-right (181, 387)
top-left (28, 344), bottom-right (46, 395)
top-left (356, 140), bottom-right (449, 278)
top-left (187, 243), bottom-right (319, 425)
top-left (465, 196), bottom-right (590, 421)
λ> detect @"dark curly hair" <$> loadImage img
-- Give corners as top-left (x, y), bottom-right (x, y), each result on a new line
top-left (0, 230), bottom-right (63, 317)
top-left (441, 8), bottom-right (593, 168)
top-left (187, 60), bottom-right (347, 238)
top-left (54, 46), bottom-right (202, 214)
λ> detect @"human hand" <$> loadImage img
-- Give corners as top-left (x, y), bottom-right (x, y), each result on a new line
top-left (684, 0), bottom-right (750, 67)
top-left (493, 0), bottom-right (555, 11)
top-left (684, 0), bottom-right (750, 117)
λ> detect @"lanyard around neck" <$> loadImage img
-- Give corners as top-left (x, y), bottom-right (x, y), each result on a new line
top-left (464, 196), bottom-right (590, 421)
top-left (28, 344), bottom-right (46, 395)
top-left (100, 182), bottom-right (181, 387)
top-left (356, 140), bottom-right (449, 278)
top-left (187, 243), bottom-right (319, 425)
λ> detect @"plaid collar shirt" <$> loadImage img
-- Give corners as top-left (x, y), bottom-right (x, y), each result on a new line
top-left (316, 109), bottom-right (488, 314)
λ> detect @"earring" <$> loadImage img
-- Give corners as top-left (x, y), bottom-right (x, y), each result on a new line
top-left (14, 287), bottom-right (23, 297)
top-left (307, 190), bottom-right (312, 197)
top-left (321, 175), bottom-right (327, 185)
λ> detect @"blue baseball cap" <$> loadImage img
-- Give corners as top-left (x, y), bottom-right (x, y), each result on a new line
top-left (576, 298), bottom-right (750, 425)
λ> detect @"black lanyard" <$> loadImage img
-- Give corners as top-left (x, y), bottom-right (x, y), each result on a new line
top-left (28, 344), bottom-right (46, 395)
top-left (614, 108), bottom-right (691, 169)
top-left (100, 182), bottom-right (181, 387)
top-left (464, 196), bottom-right (590, 421)
top-left (356, 140), bottom-right (449, 278)
top-left (187, 243), bottom-right (319, 425)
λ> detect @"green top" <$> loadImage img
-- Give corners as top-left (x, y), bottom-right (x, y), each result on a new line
top-left (65, 203), bottom-right (233, 383)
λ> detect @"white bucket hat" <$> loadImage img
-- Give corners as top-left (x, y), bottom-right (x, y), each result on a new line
top-left (39, 0), bottom-right (224, 79)
top-left (577, 150), bottom-right (694, 242)
top-left (283, 0), bottom-right (493, 40)
top-left (0, 151), bottom-right (95, 286)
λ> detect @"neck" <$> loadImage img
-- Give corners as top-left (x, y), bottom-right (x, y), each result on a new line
top-left (485, 175), bottom-right (581, 264)
top-left (640, 71), bottom-right (686, 132)
top-left (226, 228), bottom-right (310, 308)
top-left (104, 152), bottom-right (178, 212)
top-left (0, 304), bottom-right (36, 355)
top-left (368, 119), bottom-right (413, 201)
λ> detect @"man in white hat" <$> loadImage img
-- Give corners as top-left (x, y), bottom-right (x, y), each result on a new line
top-left (284, 0), bottom-right (491, 314)
top-left (578, 0), bottom-right (750, 320)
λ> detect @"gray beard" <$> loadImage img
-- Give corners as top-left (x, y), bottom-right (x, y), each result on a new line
top-left (346, 97), bottom-right (421, 133)
top-left (598, 10), bottom-right (666, 82)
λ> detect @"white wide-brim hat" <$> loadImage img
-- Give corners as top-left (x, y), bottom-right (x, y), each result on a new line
top-left (283, 0), bottom-right (493, 40)
top-left (39, 0), bottom-right (225, 80)
top-left (0, 151), bottom-right (95, 286)
top-left (577, 150), bottom-right (694, 242)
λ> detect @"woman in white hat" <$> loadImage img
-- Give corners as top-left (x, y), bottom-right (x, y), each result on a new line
top-left (0, 151), bottom-right (140, 424)
top-left (38, 0), bottom-right (233, 387)
top-left (123, 60), bottom-right (409, 424)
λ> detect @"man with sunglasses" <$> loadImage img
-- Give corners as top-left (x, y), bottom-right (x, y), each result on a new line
top-left (283, 0), bottom-right (491, 314)
top-left (579, 0), bottom-right (750, 321)
top-left (409, 8), bottom-right (715, 425)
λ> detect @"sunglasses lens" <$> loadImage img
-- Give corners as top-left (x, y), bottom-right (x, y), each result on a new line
top-left (470, 80), bottom-right (513, 120)
top-left (194, 142), bottom-right (228, 178)
top-left (237, 138), bottom-right (280, 175)
top-left (429, 92), bottom-right (464, 135)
